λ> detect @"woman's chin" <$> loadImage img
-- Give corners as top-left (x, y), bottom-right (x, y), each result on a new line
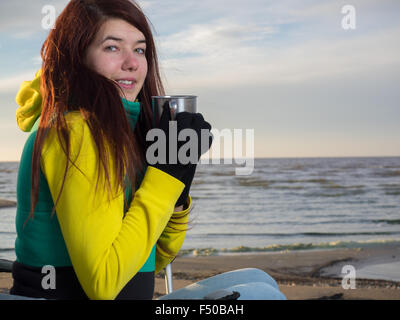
top-left (121, 92), bottom-right (138, 102)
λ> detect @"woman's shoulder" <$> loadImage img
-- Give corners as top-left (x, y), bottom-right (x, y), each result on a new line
top-left (42, 111), bottom-right (95, 159)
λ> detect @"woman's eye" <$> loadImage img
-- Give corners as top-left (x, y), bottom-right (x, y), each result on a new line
top-left (105, 45), bottom-right (118, 52)
top-left (136, 48), bottom-right (146, 55)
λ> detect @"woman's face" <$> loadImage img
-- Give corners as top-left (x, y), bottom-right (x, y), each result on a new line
top-left (85, 18), bottom-right (148, 102)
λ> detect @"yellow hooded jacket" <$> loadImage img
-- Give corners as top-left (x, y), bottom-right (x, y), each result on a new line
top-left (14, 70), bottom-right (190, 300)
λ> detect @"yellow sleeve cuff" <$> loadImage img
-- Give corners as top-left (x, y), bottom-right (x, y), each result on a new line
top-left (155, 194), bottom-right (191, 273)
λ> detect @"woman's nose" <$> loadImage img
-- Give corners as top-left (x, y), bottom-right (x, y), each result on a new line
top-left (122, 51), bottom-right (139, 71)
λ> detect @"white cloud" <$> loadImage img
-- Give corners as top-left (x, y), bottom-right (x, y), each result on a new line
top-left (158, 20), bottom-right (400, 92)
top-left (159, 19), bottom-right (277, 56)
top-left (147, 0), bottom-right (400, 93)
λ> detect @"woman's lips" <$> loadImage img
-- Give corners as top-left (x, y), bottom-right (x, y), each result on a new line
top-left (115, 78), bottom-right (136, 90)
top-left (118, 82), bottom-right (135, 90)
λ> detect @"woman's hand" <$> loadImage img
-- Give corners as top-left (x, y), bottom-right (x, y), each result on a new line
top-left (174, 205), bottom-right (184, 212)
top-left (146, 102), bottom-right (213, 205)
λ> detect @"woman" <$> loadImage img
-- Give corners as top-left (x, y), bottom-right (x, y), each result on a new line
top-left (11, 0), bottom-right (212, 300)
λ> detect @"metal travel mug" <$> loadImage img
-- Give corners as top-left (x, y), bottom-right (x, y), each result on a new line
top-left (152, 95), bottom-right (197, 124)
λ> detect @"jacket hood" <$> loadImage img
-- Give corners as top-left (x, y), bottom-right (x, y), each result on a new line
top-left (15, 69), bottom-right (141, 132)
top-left (16, 69), bottom-right (43, 132)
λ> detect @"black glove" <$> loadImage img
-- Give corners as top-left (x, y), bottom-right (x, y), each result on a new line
top-left (146, 102), bottom-right (213, 205)
top-left (175, 161), bottom-right (196, 207)
top-left (173, 111), bottom-right (213, 206)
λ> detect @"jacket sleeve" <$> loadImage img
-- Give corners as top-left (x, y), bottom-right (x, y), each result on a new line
top-left (155, 195), bottom-right (191, 273)
top-left (40, 113), bottom-right (185, 300)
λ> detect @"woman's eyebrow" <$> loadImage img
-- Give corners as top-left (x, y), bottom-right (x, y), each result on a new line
top-left (101, 35), bottom-right (146, 44)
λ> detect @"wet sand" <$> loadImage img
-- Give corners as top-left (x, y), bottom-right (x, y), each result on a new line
top-left (1, 245), bottom-right (399, 299)
top-left (153, 245), bottom-right (400, 300)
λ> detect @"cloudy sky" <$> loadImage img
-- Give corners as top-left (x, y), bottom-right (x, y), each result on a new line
top-left (0, 0), bottom-right (399, 161)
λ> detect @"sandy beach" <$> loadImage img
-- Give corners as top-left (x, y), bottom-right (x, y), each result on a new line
top-left (1, 245), bottom-right (399, 300)
top-left (153, 245), bottom-right (400, 300)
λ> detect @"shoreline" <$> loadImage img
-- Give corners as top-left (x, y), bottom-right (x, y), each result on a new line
top-left (1, 245), bottom-right (399, 299)
top-left (0, 199), bottom-right (16, 209)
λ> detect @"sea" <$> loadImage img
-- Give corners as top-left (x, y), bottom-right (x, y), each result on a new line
top-left (1, 157), bottom-right (400, 262)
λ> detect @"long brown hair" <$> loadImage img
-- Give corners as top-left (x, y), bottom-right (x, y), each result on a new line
top-left (30, 0), bottom-right (164, 217)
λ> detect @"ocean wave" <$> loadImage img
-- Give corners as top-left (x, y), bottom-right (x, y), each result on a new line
top-left (235, 177), bottom-right (270, 188)
top-left (385, 191), bottom-right (400, 196)
top-left (203, 231), bottom-right (400, 238)
top-left (305, 178), bottom-right (333, 184)
top-left (192, 179), bottom-right (207, 185)
top-left (273, 185), bottom-right (305, 190)
top-left (232, 177), bottom-right (369, 193)
top-left (196, 218), bottom-right (400, 226)
top-left (302, 189), bottom-right (367, 197)
top-left (372, 219), bottom-right (400, 225)
top-left (209, 171), bottom-right (235, 177)
top-left (179, 238), bottom-right (400, 256)
top-left (322, 184), bottom-right (365, 189)
top-left (0, 170), bottom-right (15, 174)
top-left (381, 184), bottom-right (400, 195)
top-left (0, 231), bottom-right (16, 235)
top-left (374, 170), bottom-right (400, 177)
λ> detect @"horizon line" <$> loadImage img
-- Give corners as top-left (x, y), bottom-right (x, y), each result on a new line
top-left (1, 155), bottom-right (400, 163)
